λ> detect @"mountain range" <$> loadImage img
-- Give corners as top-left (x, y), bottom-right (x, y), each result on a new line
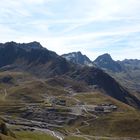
top-left (1, 41), bottom-right (140, 140)
top-left (0, 41), bottom-right (140, 108)
top-left (62, 51), bottom-right (140, 94)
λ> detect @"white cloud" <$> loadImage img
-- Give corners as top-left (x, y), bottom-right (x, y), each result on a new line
top-left (0, 0), bottom-right (140, 60)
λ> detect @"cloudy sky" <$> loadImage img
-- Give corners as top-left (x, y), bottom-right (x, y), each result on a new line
top-left (0, 0), bottom-right (140, 60)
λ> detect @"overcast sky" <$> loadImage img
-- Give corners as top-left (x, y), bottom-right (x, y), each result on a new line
top-left (0, 0), bottom-right (140, 60)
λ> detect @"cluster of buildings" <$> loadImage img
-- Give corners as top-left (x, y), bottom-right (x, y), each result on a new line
top-left (44, 97), bottom-right (66, 107)
top-left (94, 103), bottom-right (117, 113)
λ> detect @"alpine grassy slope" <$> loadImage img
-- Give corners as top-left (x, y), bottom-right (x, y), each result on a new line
top-left (0, 42), bottom-right (140, 140)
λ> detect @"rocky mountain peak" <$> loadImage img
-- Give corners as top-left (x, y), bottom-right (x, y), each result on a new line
top-left (22, 41), bottom-right (43, 49)
top-left (95, 53), bottom-right (112, 62)
top-left (0, 41), bottom-right (43, 50)
top-left (62, 51), bottom-right (93, 66)
top-left (94, 53), bottom-right (122, 72)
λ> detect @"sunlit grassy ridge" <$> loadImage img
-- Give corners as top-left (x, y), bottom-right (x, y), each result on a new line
top-left (64, 136), bottom-right (86, 140)
top-left (15, 131), bottom-right (58, 140)
top-left (74, 92), bottom-right (135, 111)
top-left (0, 134), bottom-right (16, 140)
top-left (79, 111), bottom-right (140, 138)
